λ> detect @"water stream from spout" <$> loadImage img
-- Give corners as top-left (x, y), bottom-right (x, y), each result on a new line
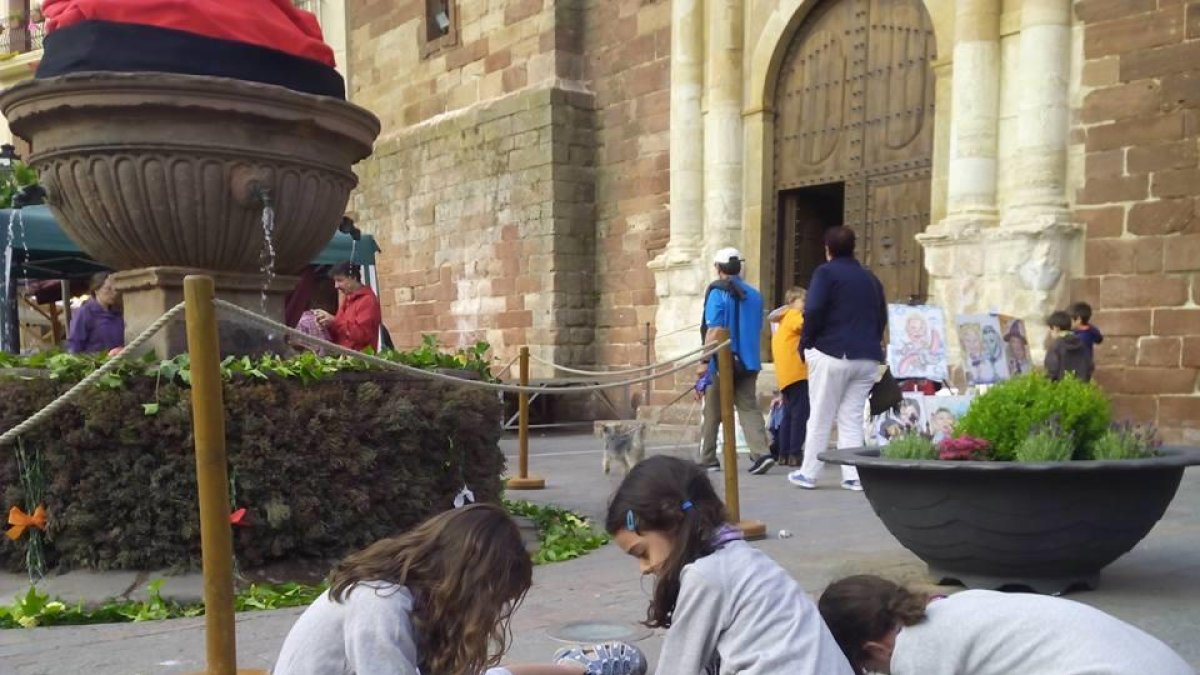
top-left (259, 205), bottom-right (277, 317)
top-left (2, 207), bottom-right (17, 352)
top-left (350, 238), bottom-right (358, 267)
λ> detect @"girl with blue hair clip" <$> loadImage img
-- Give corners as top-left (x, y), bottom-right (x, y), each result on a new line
top-left (605, 456), bottom-right (854, 674)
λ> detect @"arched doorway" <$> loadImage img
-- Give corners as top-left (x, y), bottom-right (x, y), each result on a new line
top-left (772, 0), bottom-right (936, 304)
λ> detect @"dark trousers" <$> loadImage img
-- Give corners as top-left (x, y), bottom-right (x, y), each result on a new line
top-left (778, 380), bottom-right (810, 461)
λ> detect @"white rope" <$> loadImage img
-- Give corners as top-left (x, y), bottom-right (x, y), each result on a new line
top-left (0, 302), bottom-right (187, 447)
top-left (527, 343), bottom-right (711, 377)
top-left (214, 299), bottom-right (726, 395)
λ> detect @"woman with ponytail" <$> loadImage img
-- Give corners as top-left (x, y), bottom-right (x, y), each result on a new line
top-left (605, 455), bottom-right (852, 674)
top-left (818, 574), bottom-right (1193, 675)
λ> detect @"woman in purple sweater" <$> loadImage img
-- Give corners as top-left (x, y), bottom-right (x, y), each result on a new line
top-left (66, 272), bottom-right (124, 354)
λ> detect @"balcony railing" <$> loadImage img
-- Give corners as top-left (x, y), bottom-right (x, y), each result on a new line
top-left (1, 14), bottom-right (45, 56)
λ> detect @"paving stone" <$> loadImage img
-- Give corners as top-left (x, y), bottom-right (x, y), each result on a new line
top-left (0, 433), bottom-right (1197, 673)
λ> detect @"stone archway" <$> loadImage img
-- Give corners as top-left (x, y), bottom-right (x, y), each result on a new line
top-left (768, 0), bottom-right (937, 305)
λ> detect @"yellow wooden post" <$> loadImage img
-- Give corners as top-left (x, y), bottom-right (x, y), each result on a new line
top-left (711, 328), bottom-right (767, 540)
top-left (181, 277), bottom-right (238, 675)
top-left (507, 346), bottom-right (544, 489)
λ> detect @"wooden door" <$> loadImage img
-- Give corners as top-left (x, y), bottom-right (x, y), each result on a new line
top-left (863, 170), bottom-right (930, 302)
top-left (773, 0), bottom-right (936, 302)
top-left (776, 183), bottom-right (844, 301)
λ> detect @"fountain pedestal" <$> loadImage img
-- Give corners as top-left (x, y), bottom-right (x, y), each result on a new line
top-left (0, 72), bottom-right (380, 355)
top-left (114, 267), bottom-right (297, 355)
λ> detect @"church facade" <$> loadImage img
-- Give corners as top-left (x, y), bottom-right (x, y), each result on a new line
top-left (342, 0), bottom-right (1200, 442)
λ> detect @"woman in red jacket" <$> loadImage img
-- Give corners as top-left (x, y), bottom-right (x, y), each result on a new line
top-left (314, 261), bottom-right (381, 352)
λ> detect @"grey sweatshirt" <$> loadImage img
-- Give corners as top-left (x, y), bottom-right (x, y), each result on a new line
top-left (272, 582), bottom-right (512, 675)
top-left (655, 539), bottom-right (854, 675)
top-left (892, 590), bottom-right (1194, 675)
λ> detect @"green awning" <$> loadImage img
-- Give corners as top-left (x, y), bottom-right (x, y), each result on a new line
top-left (0, 206), bottom-right (379, 279)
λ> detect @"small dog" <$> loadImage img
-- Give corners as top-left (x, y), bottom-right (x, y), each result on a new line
top-left (595, 421), bottom-right (646, 475)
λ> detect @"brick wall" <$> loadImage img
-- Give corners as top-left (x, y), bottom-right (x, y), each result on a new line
top-left (583, 0), bottom-right (672, 369)
top-left (352, 86), bottom-right (596, 366)
top-left (346, 1), bottom-right (570, 135)
top-left (1073, 0), bottom-right (1200, 443)
top-left (345, 0), bottom-right (671, 383)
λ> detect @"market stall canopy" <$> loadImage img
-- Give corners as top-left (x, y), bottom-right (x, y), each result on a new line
top-left (0, 206), bottom-right (378, 279)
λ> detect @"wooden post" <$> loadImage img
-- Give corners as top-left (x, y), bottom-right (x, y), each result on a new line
top-left (182, 276), bottom-right (238, 675)
top-left (60, 279), bottom-right (72, 343)
top-left (712, 328), bottom-right (767, 541)
top-left (507, 346), bottom-right (544, 490)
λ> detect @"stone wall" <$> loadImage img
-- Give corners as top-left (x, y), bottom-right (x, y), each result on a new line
top-left (1073, 0), bottom-right (1200, 443)
top-left (345, 0), bottom-right (672, 390)
top-left (583, 0), bottom-right (673, 371)
top-left (352, 85), bottom-right (596, 367)
top-left (346, 1), bottom-right (571, 136)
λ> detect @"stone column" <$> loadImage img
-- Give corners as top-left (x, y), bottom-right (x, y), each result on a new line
top-left (1005, 0), bottom-right (1071, 223)
top-left (668, 0), bottom-right (704, 260)
top-left (941, 0), bottom-right (1001, 227)
top-left (703, 0), bottom-right (744, 256)
top-left (650, 0), bottom-right (707, 362)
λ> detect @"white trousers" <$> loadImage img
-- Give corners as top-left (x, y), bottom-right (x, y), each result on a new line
top-left (799, 348), bottom-right (878, 483)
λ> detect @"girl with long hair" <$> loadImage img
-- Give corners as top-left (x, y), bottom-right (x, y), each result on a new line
top-left (605, 455), bottom-right (853, 674)
top-left (274, 503), bottom-right (646, 675)
top-left (818, 574), bottom-right (1193, 675)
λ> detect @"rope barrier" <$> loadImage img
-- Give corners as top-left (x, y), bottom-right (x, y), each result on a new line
top-left (213, 300), bottom-right (726, 395)
top-left (0, 302), bottom-right (187, 447)
top-left (527, 343), bottom-right (711, 377)
top-left (653, 321), bottom-right (701, 340)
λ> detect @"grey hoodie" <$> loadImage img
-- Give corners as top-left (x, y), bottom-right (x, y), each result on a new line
top-left (1045, 333), bottom-right (1093, 382)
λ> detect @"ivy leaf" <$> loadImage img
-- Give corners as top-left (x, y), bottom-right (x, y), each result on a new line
top-left (142, 403), bottom-right (160, 416)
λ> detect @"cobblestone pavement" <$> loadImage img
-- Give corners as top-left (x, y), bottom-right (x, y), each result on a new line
top-left (1, 432), bottom-right (1197, 673)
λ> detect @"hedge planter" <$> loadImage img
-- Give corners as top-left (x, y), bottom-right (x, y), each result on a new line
top-left (820, 446), bottom-right (1200, 594)
top-left (0, 371), bottom-right (504, 573)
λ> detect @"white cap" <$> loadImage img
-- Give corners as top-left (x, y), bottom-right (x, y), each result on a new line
top-left (713, 247), bottom-right (743, 265)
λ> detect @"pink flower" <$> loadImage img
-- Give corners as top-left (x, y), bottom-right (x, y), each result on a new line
top-left (937, 435), bottom-right (992, 461)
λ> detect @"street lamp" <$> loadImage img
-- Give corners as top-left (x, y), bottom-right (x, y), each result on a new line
top-left (0, 143), bottom-right (19, 185)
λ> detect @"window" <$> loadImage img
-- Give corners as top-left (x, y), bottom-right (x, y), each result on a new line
top-left (422, 0), bottom-right (458, 57)
top-left (292, 0), bottom-right (322, 14)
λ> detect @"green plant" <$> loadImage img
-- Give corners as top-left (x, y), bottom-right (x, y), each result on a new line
top-left (503, 499), bottom-right (609, 564)
top-left (1091, 422), bottom-right (1161, 460)
top-left (0, 337), bottom-right (497, 390)
top-left (956, 373), bottom-right (1111, 461)
top-left (0, 375), bottom-right (505, 572)
top-left (1014, 418), bottom-right (1075, 463)
top-left (881, 432), bottom-right (937, 460)
top-left (1, 501), bottom-right (605, 628)
top-left (0, 160), bottom-right (41, 208)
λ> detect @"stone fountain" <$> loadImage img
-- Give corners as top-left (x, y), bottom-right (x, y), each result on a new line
top-left (0, 72), bottom-right (379, 353)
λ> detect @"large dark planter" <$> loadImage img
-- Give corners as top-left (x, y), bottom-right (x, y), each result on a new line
top-left (820, 447), bottom-right (1200, 594)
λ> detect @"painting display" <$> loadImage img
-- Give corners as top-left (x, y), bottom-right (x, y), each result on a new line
top-left (867, 393), bottom-right (975, 446)
top-left (887, 304), bottom-right (950, 381)
top-left (955, 314), bottom-right (1010, 385)
top-left (999, 315), bottom-right (1033, 376)
top-left (920, 395), bottom-right (975, 444)
top-left (870, 393), bottom-right (929, 445)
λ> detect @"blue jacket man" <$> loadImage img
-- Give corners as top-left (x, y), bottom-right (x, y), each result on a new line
top-left (697, 248), bottom-right (773, 474)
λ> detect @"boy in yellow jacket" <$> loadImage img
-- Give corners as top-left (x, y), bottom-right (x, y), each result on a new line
top-left (769, 287), bottom-right (809, 466)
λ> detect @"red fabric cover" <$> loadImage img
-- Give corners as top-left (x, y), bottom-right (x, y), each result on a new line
top-left (43, 0), bottom-right (335, 67)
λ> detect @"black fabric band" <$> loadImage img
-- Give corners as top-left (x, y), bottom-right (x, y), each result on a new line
top-left (37, 20), bottom-right (345, 99)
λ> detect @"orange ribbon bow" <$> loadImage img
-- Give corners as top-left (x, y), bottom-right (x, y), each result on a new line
top-left (6, 504), bottom-right (47, 541)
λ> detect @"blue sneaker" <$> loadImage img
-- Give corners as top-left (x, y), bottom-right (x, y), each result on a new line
top-left (841, 479), bottom-right (864, 492)
top-left (553, 641), bottom-right (648, 675)
top-left (788, 470), bottom-right (816, 489)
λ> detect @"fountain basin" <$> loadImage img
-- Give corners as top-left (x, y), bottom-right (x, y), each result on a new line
top-left (0, 72), bottom-right (380, 275)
